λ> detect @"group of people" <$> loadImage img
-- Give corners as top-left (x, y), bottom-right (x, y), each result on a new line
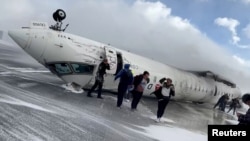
top-left (213, 93), bottom-right (240, 115)
top-left (85, 59), bottom-right (250, 125)
top-left (213, 93), bottom-right (250, 125)
top-left (86, 59), bottom-right (175, 122)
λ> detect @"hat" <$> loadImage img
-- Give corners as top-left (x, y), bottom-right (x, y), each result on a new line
top-left (124, 64), bottom-right (130, 69)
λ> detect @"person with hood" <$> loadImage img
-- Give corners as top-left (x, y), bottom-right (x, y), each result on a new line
top-left (123, 70), bottom-right (135, 102)
top-left (151, 78), bottom-right (175, 122)
top-left (237, 93), bottom-right (250, 125)
top-left (114, 64), bottom-right (134, 108)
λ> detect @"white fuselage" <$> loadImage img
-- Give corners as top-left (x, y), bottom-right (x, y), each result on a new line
top-left (8, 21), bottom-right (241, 104)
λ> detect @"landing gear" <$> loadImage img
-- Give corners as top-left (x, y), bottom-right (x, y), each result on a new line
top-left (50, 9), bottom-right (69, 32)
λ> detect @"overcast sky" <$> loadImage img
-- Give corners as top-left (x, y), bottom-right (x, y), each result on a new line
top-left (0, 0), bottom-right (250, 93)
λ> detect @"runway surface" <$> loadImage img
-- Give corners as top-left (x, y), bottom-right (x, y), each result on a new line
top-left (0, 44), bottom-right (237, 141)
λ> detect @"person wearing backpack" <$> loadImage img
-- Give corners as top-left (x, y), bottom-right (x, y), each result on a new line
top-left (114, 64), bottom-right (134, 108)
top-left (131, 71), bottom-right (150, 111)
top-left (151, 77), bottom-right (175, 122)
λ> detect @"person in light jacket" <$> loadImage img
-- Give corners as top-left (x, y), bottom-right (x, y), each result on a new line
top-left (151, 78), bottom-right (175, 122)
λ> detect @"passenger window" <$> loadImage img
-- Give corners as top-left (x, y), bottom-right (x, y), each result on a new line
top-left (71, 63), bottom-right (95, 74)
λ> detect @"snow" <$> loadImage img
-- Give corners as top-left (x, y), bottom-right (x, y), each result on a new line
top-left (223, 105), bottom-right (249, 125)
top-left (5, 66), bottom-right (49, 73)
top-left (0, 94), bottom-right (56, 114)
top-left (17, 83), bottom-right (38, 88)
top-left (225, 119), bottom-right (239, 125)
top-left (0, 71), bottom-right (12, 75)
top-left (147, 115), bottom-right (175, 123)
top-left (61, 83), bottom-right (84, 94)
top-left (124, 124), bottom-right (206, 141)
top-left (19, 70), bottom-right (50, 73)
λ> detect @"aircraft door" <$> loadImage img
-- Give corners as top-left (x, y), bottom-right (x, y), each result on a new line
top-left (104, 46), bottom-right (117, 75)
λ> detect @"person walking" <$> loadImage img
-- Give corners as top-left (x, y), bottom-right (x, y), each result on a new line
top-left (114, 64), bottom-right (133, 108)
top-left (87, 59), bottom-right (110, 99)
top-left (227, 98), bottom-right (239, 115)
top-left (131, 71), bottom-right (150, 111)
top-left (151, 78), bottom-right (175, 122)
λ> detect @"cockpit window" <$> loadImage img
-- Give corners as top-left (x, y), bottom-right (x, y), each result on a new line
top-left (47, 63), bottom-right (72, 75)
top-left (47, 63), bottom-right (94, 75)
top-left (71, 63), bottom-right (94, 74)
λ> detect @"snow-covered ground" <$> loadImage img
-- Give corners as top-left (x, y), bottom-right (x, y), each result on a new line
top-left (124, 124), bottom-right (206, 141)
top-left (0, 45), bottom-right (238, 141)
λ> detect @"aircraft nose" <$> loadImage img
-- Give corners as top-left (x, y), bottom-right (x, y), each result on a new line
top-left (8, 29), bottom-right (30, 49)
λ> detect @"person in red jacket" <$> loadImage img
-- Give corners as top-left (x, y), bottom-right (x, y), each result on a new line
top-left (131, 71), bottom-right (150, 111)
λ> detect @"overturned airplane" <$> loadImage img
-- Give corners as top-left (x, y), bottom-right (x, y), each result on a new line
top-left (8, 9), bottom-right (241, 104)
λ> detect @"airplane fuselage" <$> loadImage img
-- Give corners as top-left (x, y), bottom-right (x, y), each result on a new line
top-left (8, 21), bottom-right (241, 104)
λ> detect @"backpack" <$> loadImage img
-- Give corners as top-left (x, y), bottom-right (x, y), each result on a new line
top-left (151, 86), bottom-right (163, 99)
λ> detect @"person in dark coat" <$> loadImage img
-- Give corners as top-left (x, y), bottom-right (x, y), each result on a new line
top-left (114, 64), bottom-right (133, 108)
top-left (219, 95), bottom-right (229, 112)
top-left (213, 94), bottom-right (229, 111)
top-left (131, 71), bottom-right (150, 111)
top-left (237, 93), bottom-right (250, 125)
top-left (151, 78), bottom-right (175, 122)
top-left (87, 59), bottom-right (110, 99)
top-left (227, 98), bottom-right (239, 115)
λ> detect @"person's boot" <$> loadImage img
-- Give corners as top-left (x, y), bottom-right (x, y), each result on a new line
top-left (87, 93), bottom-right (93, 97)
top-left (97, 95), bottom-right (103, 99)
